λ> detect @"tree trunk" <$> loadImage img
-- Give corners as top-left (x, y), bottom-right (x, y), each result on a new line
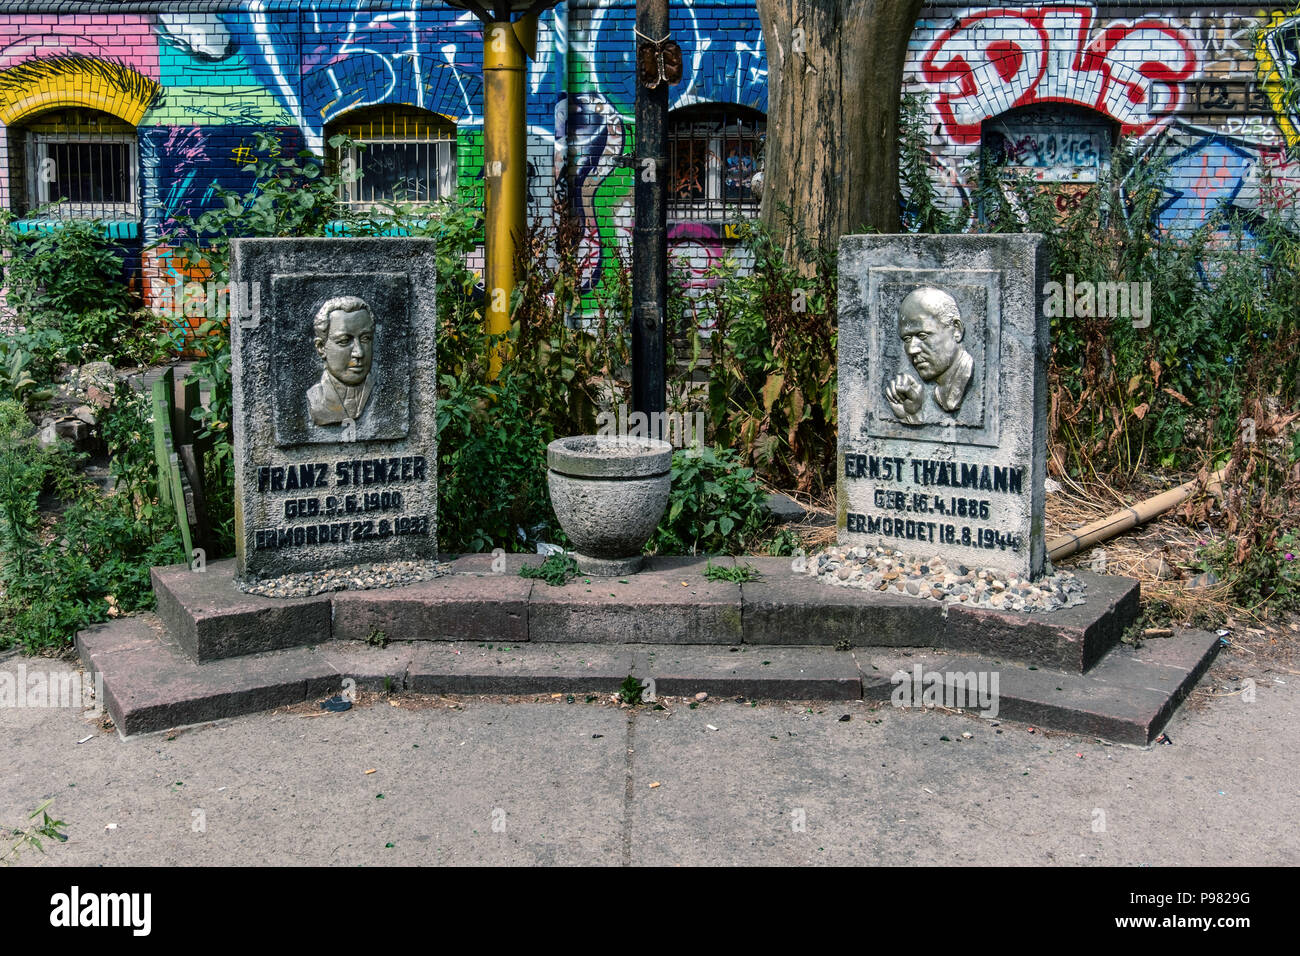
top-left (757, 0), bottom-right (924, 259)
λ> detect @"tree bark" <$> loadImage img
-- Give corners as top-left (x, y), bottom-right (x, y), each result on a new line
top-left (757, 0), bottom-right (924, 258)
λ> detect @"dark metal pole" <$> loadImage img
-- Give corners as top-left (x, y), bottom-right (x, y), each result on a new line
top-left (632, 0), bottom-right (669, 437)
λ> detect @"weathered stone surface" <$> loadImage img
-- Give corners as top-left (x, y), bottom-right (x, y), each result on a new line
top-left (837, 234), bottom-right (1049, 579)
top-left (631, 644), bottom-right (861, 700)
top-left (230, 238), bottom-right (438, 580)
top-left (858, 627), bottom-right (1220, 744)
top-left (528, 555), bottom-right (744, 644)
top-left (739, 558), bottom-right (1134, 672)
top-left (79, 619), bottom-right (1217, 741)
top-left (941, 568), bottom-right (1137, 671)
top-left (332, 572), bottom-right (532, 644)
top-left (78, 614), bottom-right (339, 736)
top-left (152, 559), bottom-right (331, 662)
top-left (546, 436), bottom-right (672, 574)
top-left (408, 642), bottom-right (634, 695)
top-left (145, 554), bottom-right (1133, 670)
top-left (742, 557), bottom-right (945, 647)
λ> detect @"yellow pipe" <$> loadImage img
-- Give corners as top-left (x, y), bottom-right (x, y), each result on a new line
top-left (483, 18), bottom-right (530, 380)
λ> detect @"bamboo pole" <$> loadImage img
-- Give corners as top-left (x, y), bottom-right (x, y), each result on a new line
top-left (1046, 468), bottom-right (1226, 561)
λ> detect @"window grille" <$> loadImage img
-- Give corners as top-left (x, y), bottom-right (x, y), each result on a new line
top-left (667, 105), bottom-right (764, 220)
top-left (329, 107), bottom-right (457, 210)
top-left (18, 109), bottom-right (138, 219)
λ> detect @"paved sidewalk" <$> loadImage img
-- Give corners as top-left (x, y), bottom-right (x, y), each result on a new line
top-left (1, 649), bottom-right (1296, 866)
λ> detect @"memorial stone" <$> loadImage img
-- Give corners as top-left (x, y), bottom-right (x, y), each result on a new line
top-left (231, 238), bottom-right (438, 580)
top-left (837, 234), bottom-right (1049, 579)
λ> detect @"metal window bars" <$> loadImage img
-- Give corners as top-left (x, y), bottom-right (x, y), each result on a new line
top-left (333, 111), bottom-right (457, 211)
top-left (667, 110), bottom-right (764, 221)
top-left (25, 127), bottom-right (138, 220)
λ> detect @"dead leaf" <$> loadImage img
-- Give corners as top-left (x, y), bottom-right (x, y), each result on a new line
top-left (1132, 402), bottom-right (1149, 420)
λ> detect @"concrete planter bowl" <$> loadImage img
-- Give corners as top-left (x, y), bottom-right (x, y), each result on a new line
top-left (546, 435), bottom-right (673, 576)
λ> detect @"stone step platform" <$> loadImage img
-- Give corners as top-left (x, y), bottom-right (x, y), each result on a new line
top-left (77, 616), bottom-right (1220, 744)
top-left (152, 554), bottom-right (1138, 672)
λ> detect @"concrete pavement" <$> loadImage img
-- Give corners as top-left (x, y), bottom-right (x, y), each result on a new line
top-left (1, 648), bottom-right (1296, 866)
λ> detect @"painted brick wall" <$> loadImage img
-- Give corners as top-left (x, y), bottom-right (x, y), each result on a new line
top-left (1, 1), bottom-right (1296, 340)
top-left (905, 3), bottom-right (1300, 240)
top-left (567, 0), bottom-right (767, 312)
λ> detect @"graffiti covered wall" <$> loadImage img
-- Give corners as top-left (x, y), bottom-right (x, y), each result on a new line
top-left (906, 3), bottom-right (1300, 238)
top-left (1, 1), bottom-right (1297, 338)
top-left (0, 0), bottom-right (771, 334)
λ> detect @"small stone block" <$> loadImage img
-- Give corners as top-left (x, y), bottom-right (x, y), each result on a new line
top-left (151, 559), bottom-right (331, 662)
top-left (527, 554), bottom-right (744, 644)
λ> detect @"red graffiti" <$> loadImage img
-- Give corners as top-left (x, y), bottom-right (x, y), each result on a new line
top-left (922, 6), bottom-right (1196, 144)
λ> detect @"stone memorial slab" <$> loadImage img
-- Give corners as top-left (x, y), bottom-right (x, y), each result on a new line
top-left (231, 238), bottom-right (438, 580)
top-left (837, 234), bottom-right (1048, 579)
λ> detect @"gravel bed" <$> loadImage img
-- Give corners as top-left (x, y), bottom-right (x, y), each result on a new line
top-left (814, 545), bottom-right (1086, 612)
top-left (236, 559), bottom-right (451, 598)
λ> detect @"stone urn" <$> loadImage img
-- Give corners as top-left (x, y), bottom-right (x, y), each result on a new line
top-left (546, 435), bottom-right (673, 575)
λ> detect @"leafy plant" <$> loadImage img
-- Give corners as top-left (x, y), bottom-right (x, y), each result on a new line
top-left (703, 560), bottom-right (760, 583)
top-left (618, 674), bottom-right (645, 705)
top-left (0, 340), bottom-right (50, 404)
top-left (700, 217), bottom-right (837, 495)
top-left (766, 527), bottom-right (801, 557)
top-left (1, 800), bottom-right (68, 865)
top-left (518, 553), bottom-right (580, 587)
top-left (648, 446), bottom-right (772, 555)
top-left (436, 210), bottom-right (630, 553)
top-left (0, 213), bottom-right (139, 367)
top-left (0, 393), bottom-right (182, 652)
top-left (0, 400), bottom-right (59, 576)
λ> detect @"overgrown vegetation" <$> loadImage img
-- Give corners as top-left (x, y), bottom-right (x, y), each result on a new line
top-left (647, 446), bottom-right (773, 555)
top-left (686, 217), bottom-right (838, 496)
top-left (0, 394), bottom-right (181, 652)
top-left (703, 559), bottom-right (761, 583)
top-left (436, 209), bottom-right (631, 553)
top-left (0, 213), bottom-right (165, 375)
top-left (617, 673), bottom-right (645, 705)
top-left (2, 800), bottom-right (68, 865)
top-left (518, 552), bottom-right (580, 587)
top-left (898, 89), bottom-right (1300, 615)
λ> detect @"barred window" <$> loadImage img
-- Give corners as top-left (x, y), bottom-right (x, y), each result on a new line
top-left (667, 104), bottom-right (764, 221)
top-left (328, 106), bottom-right (457, 210)
top-left (15, 109), bottom-right (138, 219)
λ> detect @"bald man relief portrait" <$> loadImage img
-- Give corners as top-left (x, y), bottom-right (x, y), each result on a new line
top-left (885, 287), bottom-right (975, 426)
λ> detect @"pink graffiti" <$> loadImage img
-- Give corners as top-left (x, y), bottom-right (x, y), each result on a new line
top-left (0, 16), bottom-right (160, 77)
top-left (668, 222), bottom-right (724, 292)
top-left (922, 6), bottom-right (1196, 144)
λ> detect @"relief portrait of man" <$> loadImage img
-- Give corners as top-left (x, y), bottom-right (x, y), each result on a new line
top-left (307, 296), bottom-right (375, 427)
top-left (885, 286), bottom-right (975, 426)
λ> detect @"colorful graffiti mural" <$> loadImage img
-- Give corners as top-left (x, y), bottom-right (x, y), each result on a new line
top-left (907, 4), bottom-right (1300, 236)
top-left (1, 1), bottom-right (1297, 331)
top-left (921, 5), bottom-right (1197, 143)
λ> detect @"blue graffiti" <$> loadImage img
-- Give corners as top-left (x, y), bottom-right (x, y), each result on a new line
top-left (1152, 134), bottom-right (1257, 238)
